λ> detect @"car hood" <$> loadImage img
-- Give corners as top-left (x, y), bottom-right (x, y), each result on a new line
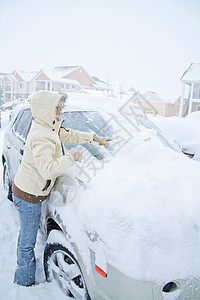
top-left (48, 128), bottom-right (200, 283)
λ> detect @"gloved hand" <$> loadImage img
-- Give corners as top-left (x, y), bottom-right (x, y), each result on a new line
top-left (69, 149), bottom-right (82, 162)
top-left (93, 134), bottom-right (111, 146)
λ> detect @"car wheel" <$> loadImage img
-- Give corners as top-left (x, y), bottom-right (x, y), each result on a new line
top-left (3, 163), bottom-right (13, 201)
top-left (44, 231), bottom-right (90, 299)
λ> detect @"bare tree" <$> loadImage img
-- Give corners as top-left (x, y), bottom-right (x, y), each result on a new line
top-left (106, 75), bottom-right (111, 97)
top-left (119, 80), bottom-right (125, 100)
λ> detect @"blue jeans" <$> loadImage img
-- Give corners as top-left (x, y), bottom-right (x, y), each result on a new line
top-left (13, 194), bottom-right (41, 286)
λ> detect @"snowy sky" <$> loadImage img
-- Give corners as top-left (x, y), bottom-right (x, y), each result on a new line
top-left (0, 0), bottom-right (200, 99)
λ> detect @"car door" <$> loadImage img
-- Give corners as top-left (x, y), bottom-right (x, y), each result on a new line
top-left (7, 108), bottom-right (32, 181)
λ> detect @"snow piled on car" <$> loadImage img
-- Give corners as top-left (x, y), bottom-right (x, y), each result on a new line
top-left (69, 128), bottom-right (200, 283)
top-left (152, 114), bottom-right (200, 161)
top-left (152, 114), bottom-right (200, 146)
top-left (49, 95), bottom-right (200, 283)
top-left (2, 94), bottom-right (200, 297)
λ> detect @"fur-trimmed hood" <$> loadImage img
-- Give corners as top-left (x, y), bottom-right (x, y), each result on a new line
top-left (29, 90), bottom-right (62, 129)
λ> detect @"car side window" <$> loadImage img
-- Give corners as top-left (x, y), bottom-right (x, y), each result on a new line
top-left (13, 109), bottom-right (32, 141)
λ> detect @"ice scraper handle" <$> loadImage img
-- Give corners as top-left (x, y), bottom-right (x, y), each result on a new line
top-left (93, 134), bottom-right (112, 146)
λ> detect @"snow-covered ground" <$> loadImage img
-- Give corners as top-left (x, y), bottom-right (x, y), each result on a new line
top-left (0, 111), bottom-right (68, 300)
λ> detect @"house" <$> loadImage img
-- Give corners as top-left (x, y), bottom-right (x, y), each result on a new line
top-left (29, 69), bottom-right (80, 94)
top-left (1, 70), bottom-right (38, 102)
top-left (91, 76), bottom-right (108, 91)
top-left (179, 63), bottom-right (200, 117)
top-left (53, 66), bottom-right (109, 91)
top-left (0, 72), bottom-right (7, 85)
top-left (53, 66), bottom-right (94, 88)
top-left (132, 91), bottom-right (180, 117)
top-left (0, 73), bottom-right (5, 104)
top-left (1, 66), bottom-right (108, 102)
top-left (1, 69), bottom-right (80, 102)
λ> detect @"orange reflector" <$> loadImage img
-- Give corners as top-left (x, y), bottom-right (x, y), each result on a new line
top-left (95, 265), bottom-right (107, 278)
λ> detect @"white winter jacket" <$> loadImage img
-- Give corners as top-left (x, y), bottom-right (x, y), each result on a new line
top-left (12, 91), bottom-right (94, 203)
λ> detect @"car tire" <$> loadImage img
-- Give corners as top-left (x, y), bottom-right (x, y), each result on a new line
top-left (44, 230), bottom-right (90, 299)
top-left (3, 163), bottom-right (13, 201)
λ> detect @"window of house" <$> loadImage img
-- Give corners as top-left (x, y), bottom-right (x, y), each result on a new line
top-left (4, 83), bottom-right (11, 91)
top-left (193, 84), bottom-right (200, 99)
top-left (20, 83), bottom-right (25, 89)
top-left (36, 81), bottom-right (46, 90)
top-left (197, 106), bottom-right (200, 111)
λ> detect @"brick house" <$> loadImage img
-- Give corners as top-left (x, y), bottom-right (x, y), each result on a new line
top-left (52, 66), bottom-right (108, 91)
top-left (29, 69), bottom-right (80, 94)
top-left (1, 71), bottom-right (38, 102)
top-left (53, 66), bottom-right (93, 87)
top-left (1, 66), bottom-right (108, 102)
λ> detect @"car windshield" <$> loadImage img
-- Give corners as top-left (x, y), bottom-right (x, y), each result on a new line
top-left (62, 111), bottom-right (113, 160)
top-left (61, 109), bottom-right (181, 160)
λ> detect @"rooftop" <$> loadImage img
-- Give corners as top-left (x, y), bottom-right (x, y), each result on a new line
top-left (14, 70), bottom-right (39, 82)
top-left (181, 63), bottom-right (200, 83)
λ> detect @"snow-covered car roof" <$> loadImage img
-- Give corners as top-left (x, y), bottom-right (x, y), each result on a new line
top-left (64, 92), bottom-right (141, 114)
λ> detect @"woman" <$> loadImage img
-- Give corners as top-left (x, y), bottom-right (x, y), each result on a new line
top-left (12, 90), bottom-right (109, 286)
